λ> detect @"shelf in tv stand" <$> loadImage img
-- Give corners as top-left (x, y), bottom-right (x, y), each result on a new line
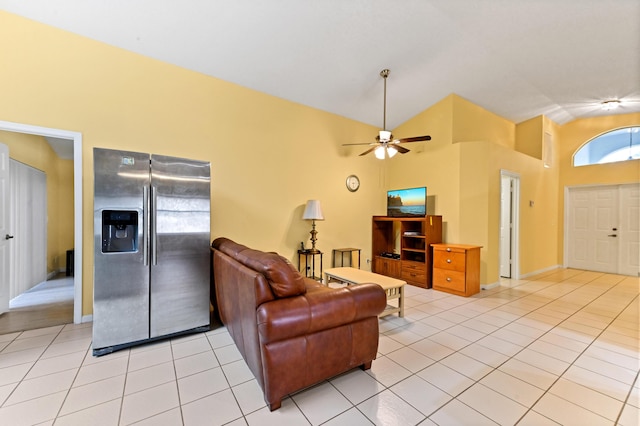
top-left (372, 215), bottom-right (443, 288)
top-left (402, 248), bottom-right (425, 253)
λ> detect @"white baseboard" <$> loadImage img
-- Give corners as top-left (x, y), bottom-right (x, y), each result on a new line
top-left (481, 281), bottom-right (500, 290)
top-left (519, 265), bottom-right (562, 280)
top-left (81, 314), bottom-right (93, 324)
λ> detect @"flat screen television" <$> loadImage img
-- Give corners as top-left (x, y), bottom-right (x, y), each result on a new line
top-left (387, 187), bottom-right (427, 217)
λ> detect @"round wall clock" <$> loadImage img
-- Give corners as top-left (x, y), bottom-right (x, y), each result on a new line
top-left (346, 175), bottom-right (360, 192)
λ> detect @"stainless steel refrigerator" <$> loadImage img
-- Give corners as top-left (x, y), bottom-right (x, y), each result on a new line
top-left (93, 148), bottom-right (210, 356)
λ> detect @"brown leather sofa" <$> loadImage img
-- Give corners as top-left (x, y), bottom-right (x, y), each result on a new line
top-left (211, 237), bottom-right (386, 411)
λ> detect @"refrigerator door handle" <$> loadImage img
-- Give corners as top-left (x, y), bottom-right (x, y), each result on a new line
top-left (143, 186), bottom-right (149, 266)
top-left (151, 185), bottom-right (158, 265)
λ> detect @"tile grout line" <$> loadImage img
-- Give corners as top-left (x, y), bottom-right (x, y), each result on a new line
top-left (384, 270), bottom-right (630, 424)
top-left (511, 274), bottom-right (635, 424)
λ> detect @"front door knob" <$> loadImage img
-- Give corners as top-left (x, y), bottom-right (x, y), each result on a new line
top-left (5, 234), bottom-right (14, 240)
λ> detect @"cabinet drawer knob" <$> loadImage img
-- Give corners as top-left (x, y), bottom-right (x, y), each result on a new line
top-left (446, 248), bottom-right (451, 252)
top-left (446, 277), bottom-right (452, 282)
top-left (446, 259), bottom-right (452, 263)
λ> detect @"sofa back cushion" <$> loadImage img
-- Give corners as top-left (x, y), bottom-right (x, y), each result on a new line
top-left (237, 250), bottom-right (306, 298)
top-left (212, 237), bottom-right (306, 298)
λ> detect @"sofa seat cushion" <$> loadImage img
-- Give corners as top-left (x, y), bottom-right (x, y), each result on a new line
top-left (256, 283), bottom-right (386, 344)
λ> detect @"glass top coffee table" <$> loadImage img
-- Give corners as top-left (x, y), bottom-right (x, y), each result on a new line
top-left (324, 267), bottom-right (405, 318)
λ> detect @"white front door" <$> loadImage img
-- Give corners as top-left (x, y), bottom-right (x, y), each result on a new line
top-left (619, 184), bottom-right (640, 276)
top-left (0, 143), bottom-right (10, 314)
top-left (567, 184), bottom-right (639, 275)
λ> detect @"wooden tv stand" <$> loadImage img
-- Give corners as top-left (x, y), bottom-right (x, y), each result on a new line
top-left (371, 216), bottom-right (442, 288)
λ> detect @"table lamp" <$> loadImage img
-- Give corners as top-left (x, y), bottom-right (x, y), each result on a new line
top-left (302, 200), bottom-right (324, 253)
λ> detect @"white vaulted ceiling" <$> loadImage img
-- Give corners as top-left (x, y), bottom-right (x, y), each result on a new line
top-left (1, 0), bottom-right (639, 129)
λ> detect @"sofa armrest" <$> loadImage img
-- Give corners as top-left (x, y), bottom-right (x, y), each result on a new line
top-left (256, 283), bottom-right (386, 344)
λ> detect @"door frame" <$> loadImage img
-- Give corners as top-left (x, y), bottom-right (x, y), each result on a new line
top-left (499, 170), bottom-right (520, 280)
top-left (0, 120), bottom-right (83, 324)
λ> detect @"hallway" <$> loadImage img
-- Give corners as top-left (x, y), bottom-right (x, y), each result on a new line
top-left (0, 275), bottom-right (73, 335)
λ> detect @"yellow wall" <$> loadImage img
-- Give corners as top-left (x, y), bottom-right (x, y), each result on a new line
top-left (558, 113), bottom-right (640, 186)
top-left (0, 130), bottom-right (74, 274)
top-left (1, 12), bottom-right (636, 317)
top-left (390, 96), bottom-right (561, 284)
top-left (387, 95), bottom-right (460, 238)
top-left (451, 94), bottom-right (516, 149)
top-left (556, 113), bottom-right (640, 261)
top-left (0, 11), bottom-right (382, 315)
top-left (515, 115), bottom-right (544, 159)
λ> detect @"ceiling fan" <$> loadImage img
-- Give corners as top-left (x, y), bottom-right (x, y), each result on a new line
top-left (343, 69), bottom-right (431, 159)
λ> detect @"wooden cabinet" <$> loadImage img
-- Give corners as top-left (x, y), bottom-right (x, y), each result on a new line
top-left (374, 256), bottom-right (401, 278)
top-left (372, 216), bottom-right (442, 288)
top-left (431, 244), bottom-right (481, 297)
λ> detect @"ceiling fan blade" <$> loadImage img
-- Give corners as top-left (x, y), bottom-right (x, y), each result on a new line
top-left (359, 146), bottom-right (377, 156)
top-left (397, 135), bottom-right (431, 143)
top-left (342, 142), bottom-right (376, 146)
top-left (394, 145), bottom-right (410, 154)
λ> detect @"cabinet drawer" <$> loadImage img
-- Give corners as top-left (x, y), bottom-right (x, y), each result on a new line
top-left (433, 251), bottom-right (465, 272)
top-left (402, 261), bottom-right (425, 272)
top-left (433, 268), bottom-right (466, 292)
top-left (401, 268), bottom-right (426, 283)
top-left (401, 261), bottom-right (426, 283)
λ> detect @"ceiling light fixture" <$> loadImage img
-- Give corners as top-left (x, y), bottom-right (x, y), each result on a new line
top-left (374, 144), bottom-right (398, 159)
top-left (601, 100), bottom-right (621, 110)
top-left (342, 69), bottom-right (431, 158)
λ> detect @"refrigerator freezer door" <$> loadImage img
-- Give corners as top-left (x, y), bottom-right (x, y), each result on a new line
top-left (93, 148), bottom-right (151, 350)
top-left (149, 154), bottom-right (210, 338)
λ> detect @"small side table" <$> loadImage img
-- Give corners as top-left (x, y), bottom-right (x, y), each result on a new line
top-left (332, 248), bottom-right (361, 268)
top-left (298, 249), bottom-right (323, 281)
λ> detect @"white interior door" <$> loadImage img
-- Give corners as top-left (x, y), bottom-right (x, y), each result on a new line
top-left (619, 184), bottom-right (640, 276)
top-left (9, 159), bottom-right (47, 299)
top-left (499, 171), bottom-right (519, 279)
top-left (500, 175), bottom-right (512, 278)
top-left (567, 186), bottom-right (620, 273)
top-left (0, 143), bottom-right (10, 314)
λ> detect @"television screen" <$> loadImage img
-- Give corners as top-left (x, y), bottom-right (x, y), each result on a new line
top-left (387, 187), bottom-right (427, 217)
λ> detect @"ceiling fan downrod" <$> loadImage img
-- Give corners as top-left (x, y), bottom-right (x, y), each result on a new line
top-left (380, 69), bottom-right (390, 131)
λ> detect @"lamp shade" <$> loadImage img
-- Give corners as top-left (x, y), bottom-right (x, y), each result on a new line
top-left (302, 200), bottom-right (324, 220)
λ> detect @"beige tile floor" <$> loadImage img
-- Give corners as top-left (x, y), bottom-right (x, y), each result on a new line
top-left (0, 268), bottom-right (638, 425)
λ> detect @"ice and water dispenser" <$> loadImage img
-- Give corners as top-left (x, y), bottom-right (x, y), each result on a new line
top-left (101, 210), bottom-right (139, 253)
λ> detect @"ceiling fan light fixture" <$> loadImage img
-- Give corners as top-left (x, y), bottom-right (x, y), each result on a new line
top-left (601, 100), bottom-right (621, 110)
top-left (342, 68), bottom-right (431, 158)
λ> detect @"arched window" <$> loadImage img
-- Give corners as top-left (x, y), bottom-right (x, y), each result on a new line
top-left (574, 126), bottom-right (640, 166)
